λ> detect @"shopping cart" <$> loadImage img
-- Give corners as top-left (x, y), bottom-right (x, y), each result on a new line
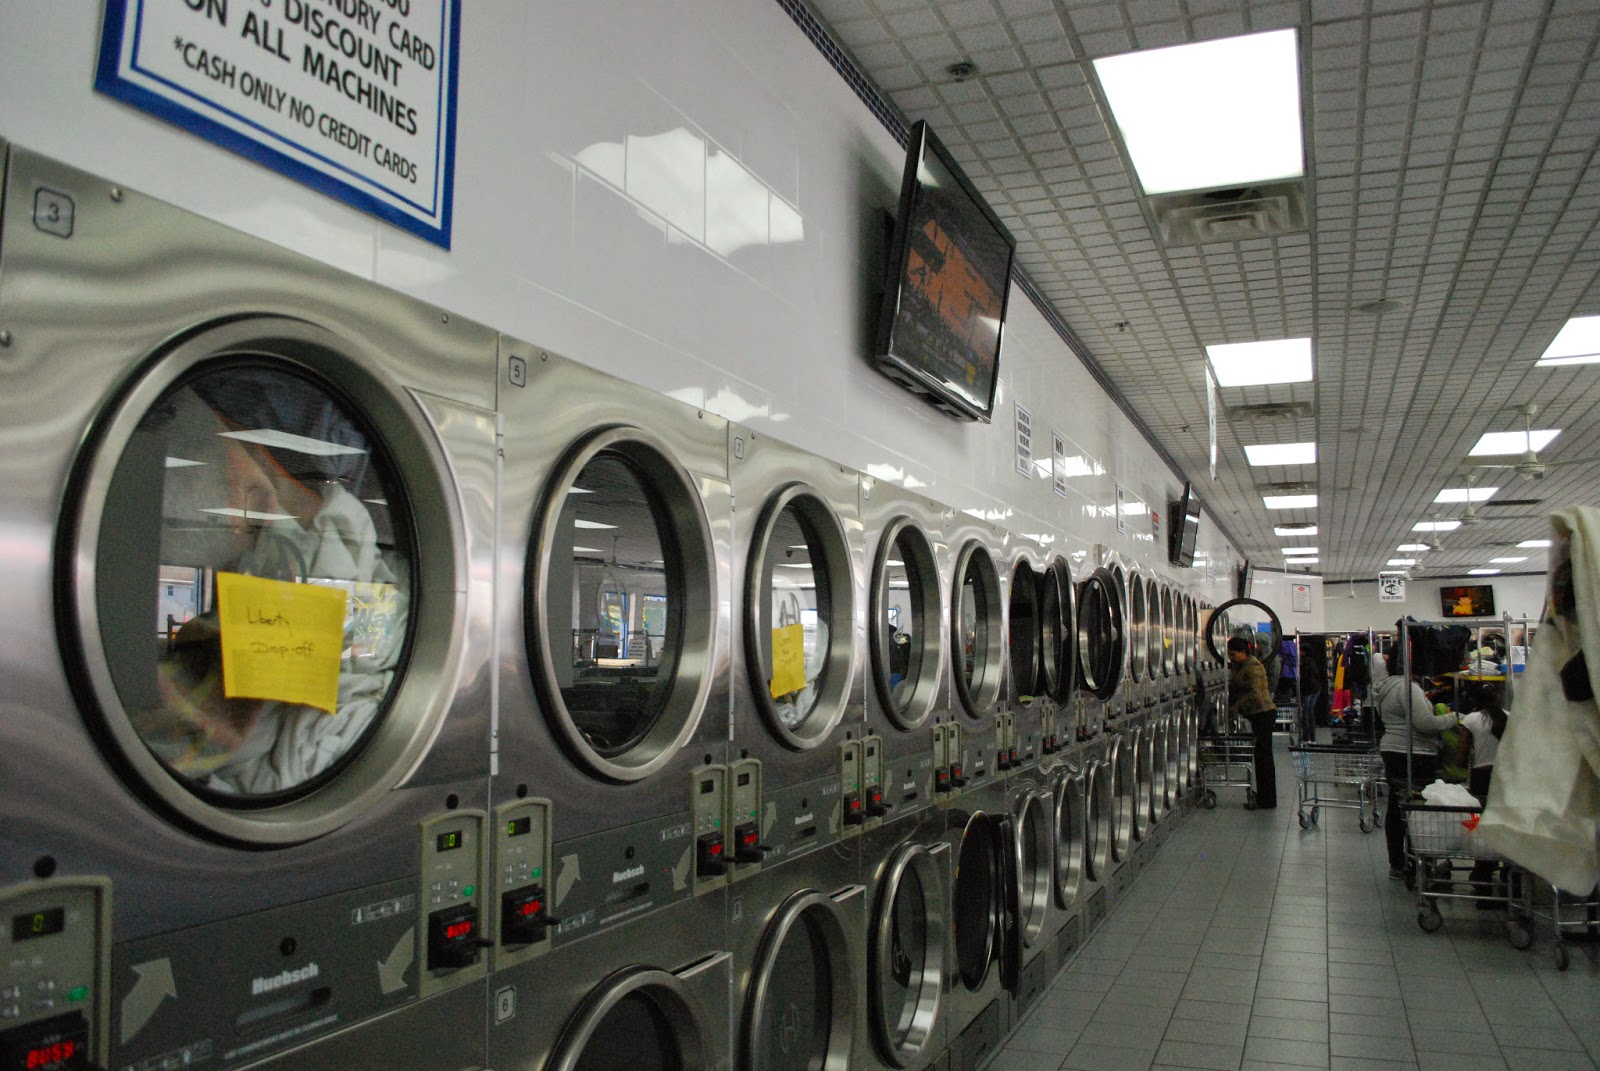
top-left (1290, 744), bottom-right (1383, 832)
top-left (1506, 871), bottom-right (1600, 971)
top-left (1197, 734), bottom-right (1255, 809)
top-left (1401, 803), bottom-right (1509, 932)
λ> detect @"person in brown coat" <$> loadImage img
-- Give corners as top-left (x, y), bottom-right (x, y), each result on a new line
top-left (1228, 635), bottom-right (1278, 809)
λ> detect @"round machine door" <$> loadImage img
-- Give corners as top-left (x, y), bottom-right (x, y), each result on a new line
top-left (1109, 563), bottom-right (1131, 682)
top-left (1159, 584), bottom-right (1177, 679)
top-left (549, 966), bottom-right (717, 1071)
top-left (1132, 729), bottom-right (1153, 840)
top-left (1007, 559), bottom-right (1042, 704)
top-left (1143, 577), bottom-right (1161, 684)
top-left (870, 519), bottom-right (944, 731)
top-left (64, 320), bottom-right (464, 844)
top-left (743, 889), bottom-right (857, 1071)
top-left (870, 844), bottom-right (946, 1068)
top-left (1052, 772), bottom-right (1086, 908)
top-left (1084, 762), bottom-right (1113, 883)
top-left (1076, 568), bottom-right (1124, 702)
top-left (951, 810), bottom-right (1001, 992)
top-left (1126, 571), bottom-right (1148, 684)
top-left (1182, 597), bottom-right (1196, 674)
top-left (1187, 708), bottom-right (1201, 785)
top-left (529, 427), bottom-right (718, 782)
top-left (1149, 721), bottom-right (1168, 816)
top-left (1110, 734), bottom-right (1136, 861)
top-left (745, 484), bottom-right (857, 749)
top-left (1013, 787), bottom-right (1053, 947)
top-left (1164, 713), bottom-right (1181, 809)
top-left (1038, 558), bottom-right (1078, 704)
top-left (952, 542), bottom-right (1004, 718)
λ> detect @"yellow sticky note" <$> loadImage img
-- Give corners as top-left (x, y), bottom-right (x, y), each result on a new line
top-left (769, 623), bottom-right (807, 698)
top-left (216, 572), bottom-right (348, 714)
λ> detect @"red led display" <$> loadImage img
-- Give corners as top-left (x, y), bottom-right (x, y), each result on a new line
top-left (444, 919), bottom-right (474, 941)
top-left (25, 1039), bottom-right (76, 1070)
top-left (516, 899), bottom-right (543, 918)
top-left (741, 831), bottom-right (758, 846)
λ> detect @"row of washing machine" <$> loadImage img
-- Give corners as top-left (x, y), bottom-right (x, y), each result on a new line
top-left (0, 144), bottom-right (1230, 1070)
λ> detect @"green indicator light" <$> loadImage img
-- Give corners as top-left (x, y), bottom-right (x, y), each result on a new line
top-left (532, 867), bottom-right (542, 878)
top-left (67, 986), bottom-right (88, 1002)
top-left (463, 885), bottom-right (476, 898)
top-left (713, 819), bottom-right (721, 828)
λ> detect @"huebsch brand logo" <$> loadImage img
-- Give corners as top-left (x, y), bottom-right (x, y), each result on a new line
top-left (792, 813), bottom-right (815, 826)
top-left (611, 865), bottom-right (645, 884)
top-left (250, 962), bottom-right (320, 996)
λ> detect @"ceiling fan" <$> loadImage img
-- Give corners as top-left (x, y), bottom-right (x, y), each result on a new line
top-left (1470, 402), bottom-right (1600, 480)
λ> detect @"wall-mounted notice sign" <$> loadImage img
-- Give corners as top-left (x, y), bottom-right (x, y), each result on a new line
top-left (1051, 432), bottom-right (1068, 498)
top-left (1378, 575), bottom-right (1406, 602)
top-left (1291, 583), bottom-right (1312, 613)
top-left (1014, 402), bottom-right (1033, 478)
top-left (96, 0), bottom-right (461, 247)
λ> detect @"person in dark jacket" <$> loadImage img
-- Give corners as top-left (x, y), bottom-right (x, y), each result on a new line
top-left (1228, 636), bottom-right (1278, 809)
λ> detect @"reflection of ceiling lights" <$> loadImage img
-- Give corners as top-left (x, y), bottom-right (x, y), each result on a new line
top-left (572, 546), bottom-right (602, 554)
top-left (566, 487), bottom-right (593, 494)
top-left (363, 497), bottom-right (387, 506)
top-left (1093, 28), bottom-right (1303, 195)
top-left (1518, 539), bottom-right (1552, 548)
top-left (1435, 486), bottom-right (1499, 503)
top-left (220, 428), bottom-right (367, 457)
top-left (1535, 315), bottom-right (1600, 366)
top-left (1058, 455), bottom-right (1106, 477)
top-left (165, 456), bottom-right (204, 468)
top-left (1469, 568), bottom-right (1501, 576)
top-left (777, 563), bottom-right (815, 569)
top-left (1412, 520), bottom-right (1461, 532)
top-left (1275, 524), bottom-right (1316, 536)
top-left (885, 559), bottom-right (904, 567)
top-left (1490, 556), bottom-right (1528, 564)
top-left (1397, 543), bottom-right (1431, 552)
top-left (574, 519), bottom-right (617, 529)
top-left (1245, 442), bottom-right (1316, 466)
top-left (1470, 429), bottom-right (1561, 455)
top-left (1207, 338), bottom-right (1313, 387)
top-left (1263, 494), bottom-right (1317, 509)
top-left (198, 507), bottom-right (297, 522)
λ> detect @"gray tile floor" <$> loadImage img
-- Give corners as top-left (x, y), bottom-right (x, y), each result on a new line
top-left (996, 742), bottom-right (1600, 1070)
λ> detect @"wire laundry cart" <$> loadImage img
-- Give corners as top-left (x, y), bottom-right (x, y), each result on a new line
top-left (1198, 734), bottom-right (1255, 809)
top-left (1506, 872), bottom-right (1600, 971)
top-left (1290, 744), bottom-right (1383, 831)
top-left (1402, 803), bottom-right (1510, 932)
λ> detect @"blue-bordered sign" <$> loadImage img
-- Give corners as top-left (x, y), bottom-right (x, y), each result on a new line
top-left (97, 0), bottom-right (460, 248)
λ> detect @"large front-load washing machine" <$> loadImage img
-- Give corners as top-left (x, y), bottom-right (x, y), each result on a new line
top-left (860, 810), bottom-right (950, 1071)
top-left (1074, 565), bottom-right (1124, 743)
top-left (1001, 545), bottom-right (1045, 775)
top-left (1003, 760), bottom-right (1057, 1021)
top-left (729, 838), bottom-right (864, 1071)
top-left (939, 521), bottom-right (1006, 800)
top-left (0, 145), bottom-right (497, 1069)
top-left (486, 887), bottom-right (732, 1071)
top-left (727, 427), bottom-right (864, 875)
top-left (494, 345), bottom-right (732, 956)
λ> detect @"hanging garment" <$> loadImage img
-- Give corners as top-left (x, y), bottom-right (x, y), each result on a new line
top-left (1478, 507), bottom-right (1600, 893)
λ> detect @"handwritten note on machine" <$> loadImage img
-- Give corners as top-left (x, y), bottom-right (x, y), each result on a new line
top-left (216, 572), bottom-right (348, 714)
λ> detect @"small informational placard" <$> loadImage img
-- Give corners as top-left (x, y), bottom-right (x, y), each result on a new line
top-left (1115, 484), bottom-right (1128, 534)
top-left (96, 0), bottom-right (461, 247)
top-left (216, 572), bottom-right (348, 713)
top-left (769, 624), bottom-right (806, 698)
top-left (1291, 583), bottom-right (1312, 613)
top-left (1051, 432), bottom-right (1068, 498)
top-left (1378, 575), bottom-right (1406, 602)
top-left (1014, 402), bottom-right (1033, 478)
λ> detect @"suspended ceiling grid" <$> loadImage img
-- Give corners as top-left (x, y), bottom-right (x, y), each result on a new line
top-left (802, 0), bottom-right (1600, 581)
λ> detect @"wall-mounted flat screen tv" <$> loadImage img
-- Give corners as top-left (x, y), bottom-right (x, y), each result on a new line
top-left (874, 120), bottom-right (1017, 423)
top-left (1168, 481), bottom-right (1202, 567)
top-left (1439, 584), bottom-right (1496, 618)
top-left (1236, 560), bottom-right (1254, 600)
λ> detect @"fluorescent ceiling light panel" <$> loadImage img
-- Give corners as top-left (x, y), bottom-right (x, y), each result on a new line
top-left (1287, 557), bottom-right (1318, 564)
top-left (1397, 543), bottom-right (1432, 552)
top-left (1262, 494), bottom-right (1317, 509)
top-left (573, 519), bottom-right (617, 529)
top-left (219, 428), bottom-right (367, 457)
top-left (1536, 315), bottom-right (1600, 366)
top-left (1489, 557), bottom-right (1528, 564)
top-left (1281, 546), bottom-right (1318, 556)
top-left (1093, 29), bottom-right (1303, 195)
top-left (1470, 429), bottom-right (1561, 455)
top-left (1434, 486), bottom-right (1500, 504)
top-left (1275, 525), bottom-right (1317, 536)
top-left (1388, 559), bottom-right (1419, 566)
top-left (1412, 520), bottom-right (1461, 532)
top-left (1468, 569), bottom-right (1501, 576)
top-left (1205, 338), bottom-right (1313, 387)
top-left (1245, 442), bottom-right (1317, 466)
top-left (1517, 539), bottom-right (1552, 548)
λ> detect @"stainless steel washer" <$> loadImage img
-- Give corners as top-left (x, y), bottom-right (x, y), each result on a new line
top-left (860, 811), bottom-right (950, 1071)
top-left (0, 145), bottom-right (497, 1069)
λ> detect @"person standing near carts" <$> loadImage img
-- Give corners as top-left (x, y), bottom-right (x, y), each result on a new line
top-left (1374, 649), bottom-right (1457, 880)
top-left (1228, 636), bottom-right (1278, 810)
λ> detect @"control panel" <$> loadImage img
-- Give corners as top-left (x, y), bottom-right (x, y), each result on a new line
top-left (0, 879), bottom-right (109, 1071)
top-left (418, 811), bottom-right (487, 998)
top-left (861, 735), bottom-right (889, 825)
top-left (1039, 707), bottom-right (1060, 756)
top-left (690, 765), bottom-right (729, 891)
top-left (727, 758), bottom-right (765, 879)
top-left (995, 712), bottom-right (1018, 771)
top-left (838, 741), bottom-right (864, 836)
top-left (933, 722), bottom-right (966, 797)
top-left (491, 799), bottom-right (555, 971)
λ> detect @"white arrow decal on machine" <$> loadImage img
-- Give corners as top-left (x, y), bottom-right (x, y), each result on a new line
top-left (120, 958), bottom-right (176, 1044)
top-left (555, 854), bottom-right (581, 907)
top-left (377, 928), bottom-right (414, 996)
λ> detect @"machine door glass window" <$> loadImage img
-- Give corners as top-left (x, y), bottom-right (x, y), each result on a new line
top-left (755, 502), bottom-right (833, 733)
top-left (747, 896), bottom-right (851, 1071)
top-left (952, 542), bottom-right (1002, 718)
top-left (870, 522), bottom-right (940, 729)
top-left (1007, 562), bottom-right (1040, 701)
top-left (953, 814), bottom-right (997, 990)
top-left (97, 363), bottom-right (413, 801)
top-left (571, 991), bottom-right (684, 1071)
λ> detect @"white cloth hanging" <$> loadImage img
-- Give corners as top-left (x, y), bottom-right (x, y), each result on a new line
top-left (1477, 506), bottom-right (1600, 893)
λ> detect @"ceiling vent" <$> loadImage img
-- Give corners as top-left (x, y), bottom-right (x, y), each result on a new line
top-left (1259, 480), bottom-right (1313, 494)
top-left (1149, 180), bottom-right (1308, 246)
top-left (1485, 498), bottom-right (1543, 508)
top-left (1227, 401), bottom-right (1314, 422)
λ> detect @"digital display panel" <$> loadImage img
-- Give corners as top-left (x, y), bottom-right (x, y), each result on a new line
top-left (1440, 584), bottom-right (1496, 618)
top-left (1168, 482), bottom-right (1203, 567)
top-left (506, 817), bottom-right (532, 838)
top-left (12, 907), bottom-right (64, 943)
top-left (436, 830), bottom-right (463, 853)
top-left (875, 121), bottom-right (1016, 423)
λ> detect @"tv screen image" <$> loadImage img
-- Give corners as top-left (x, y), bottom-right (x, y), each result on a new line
top-left (874, 121), bottom-right (1017, 422)
top-left (1439, 584), bottom-right (1496, 618)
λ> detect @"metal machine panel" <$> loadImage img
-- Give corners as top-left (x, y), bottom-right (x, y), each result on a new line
top-left (0, 145), bottom-right (496, 1069)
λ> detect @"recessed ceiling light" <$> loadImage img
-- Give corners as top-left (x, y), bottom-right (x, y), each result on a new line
top-left (1397, 543), bottom-right (1432, 552)
top-left (1434, 486), bottom-right (1500, 504)
top-left (1388, 558), bottom-right (1418, 566)
top-left (1245, 442), bottom-right (1317, 466)
top-left (1263, 494), bottom-right (1317, 509)
top-left (1275, 525), bottom-right (1317, 536)
top-left (1468, 568), bottom-right (1501, 576)
top-left (1092, 29), bottom-right (1303, 195)
top-left (1536, 315), bottom-right (1600, 366)
top-left (1287, 557), bottom-right (1319, 564)
top-left (1489, 557), bottom-right (1528, 564)
top-left (1412, 520), bottom-right (1461, 532)
top-left (1517, 539), bottom-right (1552, 548)
top-left (1206, 338), bottom-right (1313, 387)
top-left (574, 519), bottom-right (618, 529)
top-left (1282, 546), bottom-right (1318, 556)
top-left (1470, 429), bottom-right (1561, 455)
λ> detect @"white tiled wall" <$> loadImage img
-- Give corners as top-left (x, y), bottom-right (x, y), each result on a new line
top-left (0, 0), bottom-right (1236, 600)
